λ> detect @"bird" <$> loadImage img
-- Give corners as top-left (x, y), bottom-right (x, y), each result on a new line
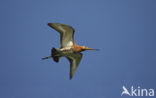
top-left (42, 23), bottom-right (99, 80)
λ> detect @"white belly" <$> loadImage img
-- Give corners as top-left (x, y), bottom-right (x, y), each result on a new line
top-left (66, 41), bottom-right (73, 47)
top-left (60, 47), bottom-right (72, 51)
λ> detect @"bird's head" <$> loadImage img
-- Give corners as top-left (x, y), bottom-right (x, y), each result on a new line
top-left (81, 46), bottom-right (99, 51)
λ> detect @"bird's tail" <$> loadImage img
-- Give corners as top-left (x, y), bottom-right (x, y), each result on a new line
top-left (41, 56), bottom-right (52, 60)
top-left (51, 48), bottom-right (61, 63)
top-left (41, 48), bottom-right (61, 62)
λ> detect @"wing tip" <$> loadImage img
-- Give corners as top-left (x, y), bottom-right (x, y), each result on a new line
top-left (48, 23), bottom-right (53, 26)
top-left (69, 75), bottom-right (73, 80)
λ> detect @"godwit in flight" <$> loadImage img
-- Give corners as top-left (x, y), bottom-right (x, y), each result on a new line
top-left (42, 23), bottom-right (98, 80)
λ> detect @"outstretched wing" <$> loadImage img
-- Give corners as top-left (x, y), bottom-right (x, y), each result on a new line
top-left (48, 23), bottom-right (75, 48)
top-left (66, 53), bottom-right (82, 80)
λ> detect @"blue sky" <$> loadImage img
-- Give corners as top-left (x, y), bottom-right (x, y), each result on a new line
top-left (0, 0), bottom-right (156, 98)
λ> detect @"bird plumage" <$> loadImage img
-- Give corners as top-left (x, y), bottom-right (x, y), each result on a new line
top-left (42, 23), bottom-right (98, 79)
top-left (66, 53), bottom-right (82, 80)
top-left (48, 23), bottom-right (75, 48)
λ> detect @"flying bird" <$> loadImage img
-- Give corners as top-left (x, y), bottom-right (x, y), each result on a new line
top-left (42, 23), bottom-right (98, 80)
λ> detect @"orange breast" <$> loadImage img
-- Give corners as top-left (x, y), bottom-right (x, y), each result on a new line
top-left (72, 43), bottom-right (82, 52)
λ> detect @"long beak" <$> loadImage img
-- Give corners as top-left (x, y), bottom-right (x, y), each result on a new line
top-left (85, 47), bottom-right (100, 51)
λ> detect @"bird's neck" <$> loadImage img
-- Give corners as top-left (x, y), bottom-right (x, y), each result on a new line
top-left (72, 43), bottom-right (83, 52)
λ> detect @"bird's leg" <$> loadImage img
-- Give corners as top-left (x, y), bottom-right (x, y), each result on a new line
top-left (41, 56), bottom-right (52, 60)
